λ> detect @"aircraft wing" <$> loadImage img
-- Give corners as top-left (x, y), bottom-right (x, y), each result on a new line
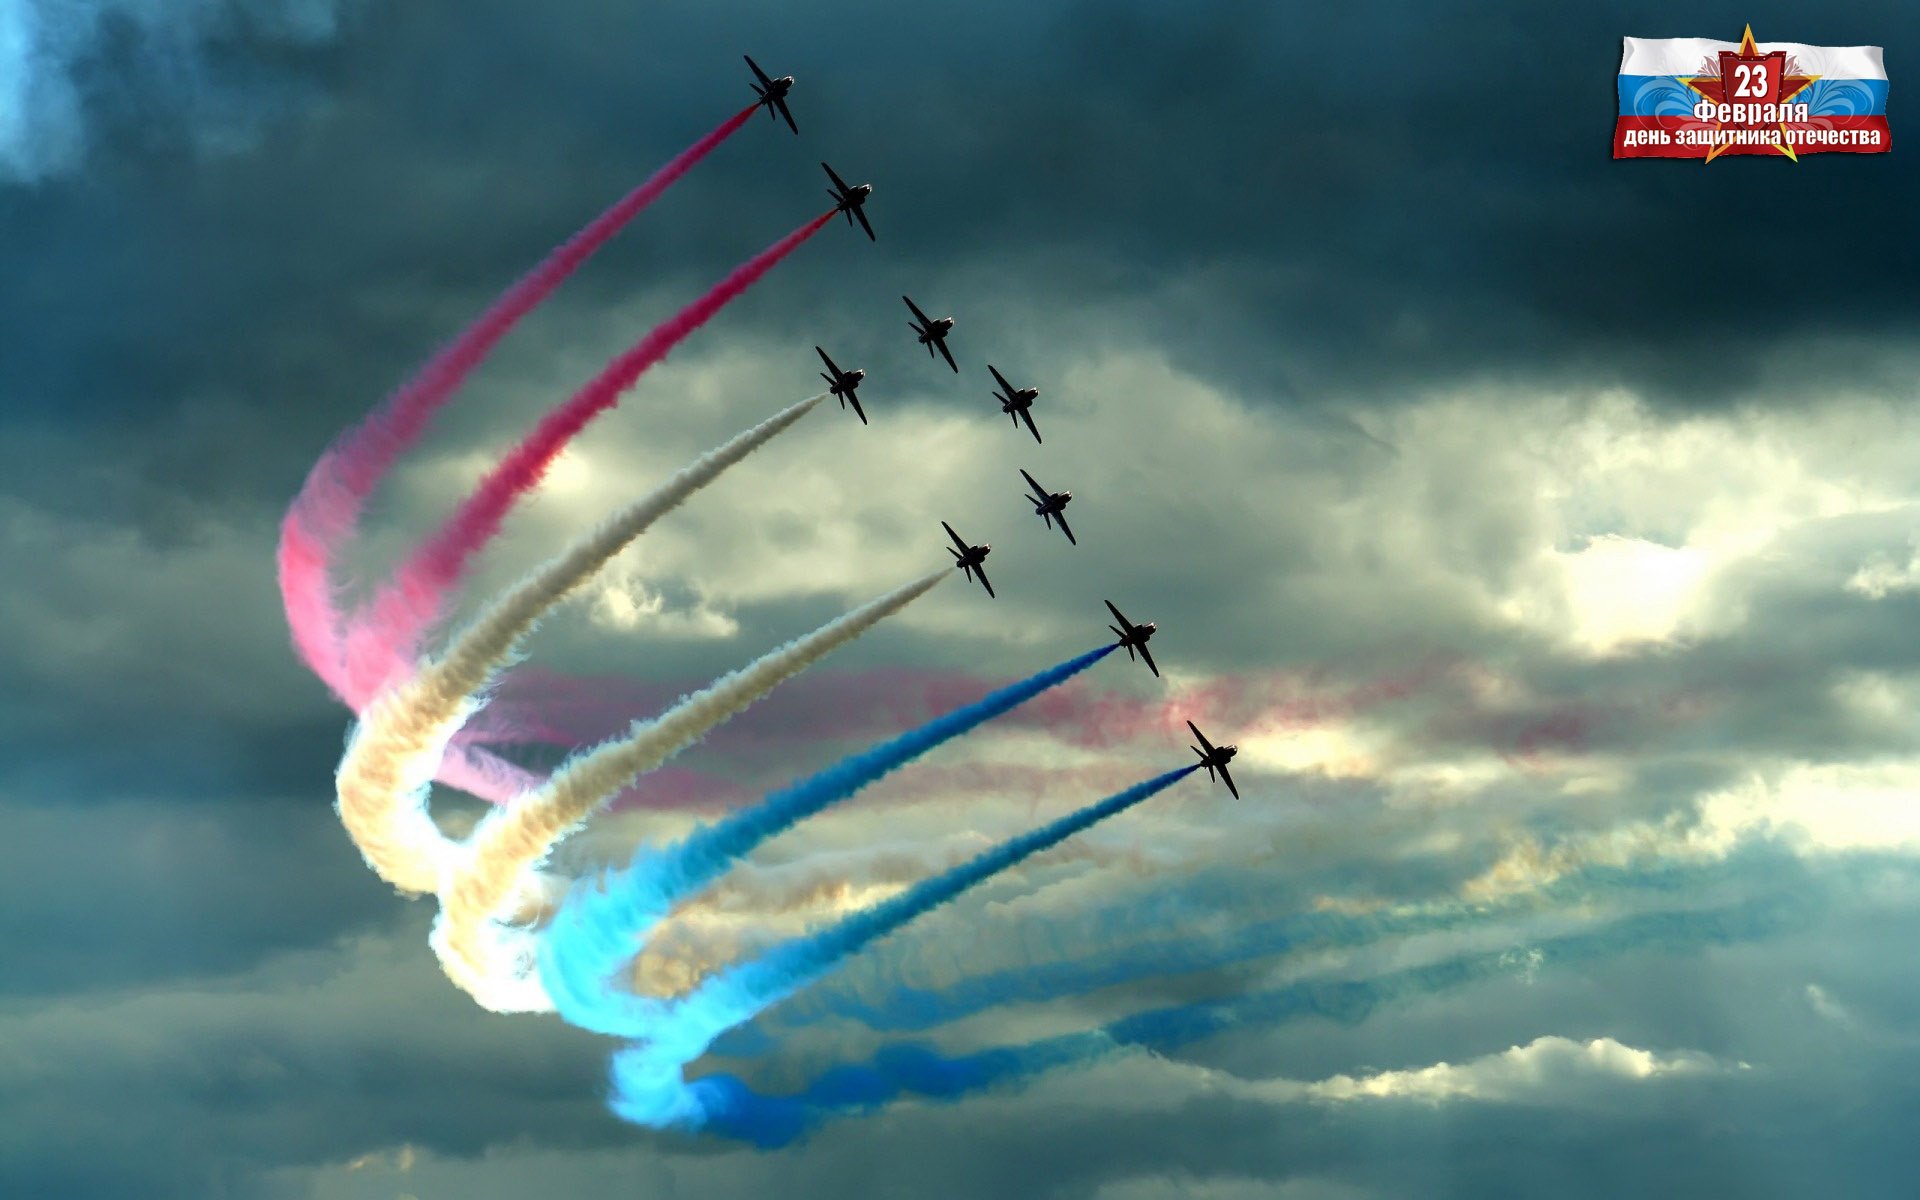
top-left (942, 521), bottom-right (969, 554)
top-left (936, 337), bottom-right (958, 373)
top-left (1019, 468), bottom-right (1045, 496)
top-left (773, 95), bottom-right (798, 135)
top-left (974, 564), bottom-right (995, 598)
top-left (1187, 721), bottom-right (1215, 754)
top-left (1138, 642), bottom-right (1159, 678)
top-left (1217, 763), bottom-right (1239, 799)
top-left (851, 204), bottom-right (875, 241)
top-left (903, 294), bottom-right (931, 324)
top-left (1055, 510), bottom-right (1076, 546)
top-left (988, 364), bottom-right (1014, 395)
top-left (823, 161), bottom-right (851, 193)
top-left (848, 394), bottom-right (867, 425)
top-left (745, 55), bottom-right (774, 87)
top-left (816, 345), bottom-right (840, 375)
top-left (1018, 407), bottom-right (1042, 443)
top-left (1104, 599), bottom-right (1130, 627)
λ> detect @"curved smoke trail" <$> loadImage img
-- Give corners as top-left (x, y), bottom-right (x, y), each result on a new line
top-left (333, 395), bottom-right (826, 901)
top-left (433, 568), bottom-right (950, 1010)
top-left (342, 210), bottom-right (839, 698)
top-left (683, 868), bottom-right (1813, 1145)
top-left (279, 105), bottom-right (758, 704)
top-left (539, 644), bottom-right (1123, 1031)
top-left (766, 847), bottom-right (1758, 1036)
top-left (589, 765), bottom-right (1200, 1133)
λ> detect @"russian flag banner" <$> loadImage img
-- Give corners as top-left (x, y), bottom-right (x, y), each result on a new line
top-left (1615, 25), bottom-right (1888, 161)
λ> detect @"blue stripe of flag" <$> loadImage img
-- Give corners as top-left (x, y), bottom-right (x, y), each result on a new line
top-left (1618, 75), bottom-right (1887, 117)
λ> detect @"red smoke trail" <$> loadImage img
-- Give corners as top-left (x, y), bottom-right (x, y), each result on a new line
top-left (478, 660), bottom-right (1441, 761)
top-left (340, 209), bottom-right (839, 696)
top-left (279, 513), bottom-right (350, 697)
top-left (276, 104), bottom-right (759, 705)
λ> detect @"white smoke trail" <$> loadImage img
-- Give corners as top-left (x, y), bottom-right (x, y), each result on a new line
top-left (433, 568), bottom-right (951, 1011)
top-left (333, 395), bottom-right (825, 902)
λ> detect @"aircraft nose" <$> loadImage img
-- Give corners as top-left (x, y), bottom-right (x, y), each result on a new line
top-left (1061, 491), bottom-right (1073, 501)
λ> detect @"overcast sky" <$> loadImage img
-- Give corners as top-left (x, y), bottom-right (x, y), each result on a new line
top-left (6, 1), bottom-right (1920, 1196)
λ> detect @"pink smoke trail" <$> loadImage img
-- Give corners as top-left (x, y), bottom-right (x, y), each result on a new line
top-left (276, 104), bottom-right (759, 705)
top-left (340, 209), bottom-right (840, 700)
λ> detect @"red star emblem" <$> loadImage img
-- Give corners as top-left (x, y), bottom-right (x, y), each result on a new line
top-left (1682, 24), bottom-right (1821, 162)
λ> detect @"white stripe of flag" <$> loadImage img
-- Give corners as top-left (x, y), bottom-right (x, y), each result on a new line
top-left (1621, 37), bottom-right (1885, 80)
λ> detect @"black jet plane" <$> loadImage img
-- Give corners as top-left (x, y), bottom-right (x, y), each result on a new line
top-left (1020, 468), bottom-right (1076, 546)
top-left (904, 295), bottom-right (957, 372)
top-left (815, 346), bottom-right (868, 425)
top-left (744, 55), bottom-right (798, 134)
top-left (942, 521), bottom-right (994, 597)
top-left (1104, 600), bottom-right (1159, 678)
top-left (1187, 722), bottom-right (1240, 798)
top-left (989, 364), bottom-right (1043, 442)
top-left (823, 162), bottom-right (875, 241)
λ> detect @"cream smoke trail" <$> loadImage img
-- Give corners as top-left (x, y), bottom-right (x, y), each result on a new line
top-left (333, 395), bottom-right (826, 899)
top-left (432, 568), bottom-right (950, 1010)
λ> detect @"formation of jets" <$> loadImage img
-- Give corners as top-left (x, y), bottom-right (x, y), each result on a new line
top-left (750, 55), bottom-right (1243, 800)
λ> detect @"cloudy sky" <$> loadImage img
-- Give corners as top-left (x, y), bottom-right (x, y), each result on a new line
top-left (6, 0), bottom-right (1920, 1195)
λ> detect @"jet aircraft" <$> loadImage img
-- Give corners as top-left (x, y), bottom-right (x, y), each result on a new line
top-left (1187, 721), bottom-right (1240, 798)
top-left (905, 295), bottom-right (958, 372)
top-left (824, 162), bottom-right (875, 240)
top-left (816, 346), bottom-right (868, 424)
top-left (1020, 468), bottom-right (1076, 545)
top-left (989, 364), bottom-right (1043, 442)
top-left (744, 56), bottom-right (798, 133)
top-left (1104, 600), bottom-right (1159, 677)
top-left (942, 521), bottom-right (993, 597)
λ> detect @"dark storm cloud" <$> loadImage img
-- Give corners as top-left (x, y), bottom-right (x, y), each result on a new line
top-left (0, 0), bottom-right (363, 184)
top-left (0, 920), bottom-right (632, 1200)
top-left (0, 789), bottom-right (398, 995)
top-left (6, 0), bottom-right (1916, 453)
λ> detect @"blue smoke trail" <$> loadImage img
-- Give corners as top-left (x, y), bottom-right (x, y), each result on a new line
top-left (685, 878), bottom-right (1814, 1146)
top-left (606, 764), bottom-right (1199, 1132)
top-left (769, 849), bottom-right (1775, 1036)
top-left (539, 643), bottom-right (1121, 1034)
